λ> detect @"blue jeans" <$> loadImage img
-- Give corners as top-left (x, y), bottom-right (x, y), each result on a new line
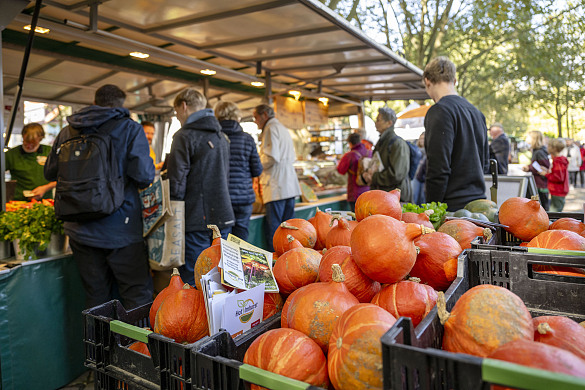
top-left (231, 203), bottom-right (254, 241)
top-left (180, 227), bottom-right (231, 286)
top-left (412, 178), bottom-right (425, 205)
top-left (264, 198), bottom-right (296, 252)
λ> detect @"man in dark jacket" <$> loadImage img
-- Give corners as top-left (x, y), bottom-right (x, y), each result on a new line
top-left (45, 84), bottom-right (155, 309)
top-left (423, 57), bottom-right (489, 211)
top-left (167, 88), bottom-right (234, 285)
top-left (363, 106), bottom-right (412, 202)
top-left (215, 101), bottom-right (263, 241)
top-left (489, 123), bottom-right (510, 175)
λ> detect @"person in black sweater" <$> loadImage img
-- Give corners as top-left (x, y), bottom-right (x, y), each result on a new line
top-left (422, 57), bottom-right (490, 211)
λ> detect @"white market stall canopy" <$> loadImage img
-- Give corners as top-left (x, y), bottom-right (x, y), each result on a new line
top-left (2, 0), bottom-right (427, 118)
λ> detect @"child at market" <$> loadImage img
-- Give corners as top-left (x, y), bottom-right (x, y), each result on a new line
top-left (544, 138), bottom-right (569, 212)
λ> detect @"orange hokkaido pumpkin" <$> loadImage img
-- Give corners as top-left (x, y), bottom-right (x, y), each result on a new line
top-left (581, 321), bottom-right (585, 329)
top-left (273, 219), bottom-right (317, 254)
top-left (194, 225), bottom-right (222, 290)
top-left (281, 288), bottom-right (301, 328)
top-left (149, 268), bottom-right (184, 328)
top-left (325, 216), bottom-right (358, 249)
top-left (287, 265), bottom-right (360, 352)
top-left (526, 230), bottom-right (585, 276)
top-left (128, 341), bottom-right (151, 357)
top-left (438, 219), bottom-right (492, 249)
top-left (411, 232), bottom-right (462, 291)
top-left (243, 328), bottom-right (329, 390)
top-left (154, 284), bottom-right (209, 344)
top-left (351, 215), bottom-right (433, 284)
top-left (355, 189), bottom-right (402, 221)
top-left (318, 245), bottom-right (381, 303)
top-left (370, 279), bottom-right (437, 328)
top-left (401, 210), bottom-right (435, 229)
top-left (308, 208), bottom-right (336, 250)
top-left (488, 340), bottom-right (585, 385)
top-left (498, 196), bottom-right (549, 241)
top-left (328, 304), bottom-right (397, 390)
top-left (262, 293), bottom-right (284, 321)
top-left (437, 285), bottom-right (533, 358)
top-left (533, 316), bottom-right (585, 361)
top-left (549, 217), bottom-right (585, 236)
top-left (273, 247), bottom-right (322, 295)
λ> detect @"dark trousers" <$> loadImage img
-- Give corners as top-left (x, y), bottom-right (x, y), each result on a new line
top-left (231, 203), bottom-right (254, 241)
top-left (538, 189), bottom-right (550, 211)
top-left (181, 227), bottom-right (231, 286)
top-left (579, 171), bottom-right (585, 188)
top-left (570, 171), bottom-right (579, 186)
top-left (70, 239), bottom-right (153, 310)
top-left (264, 197), bottom-right (296, 252)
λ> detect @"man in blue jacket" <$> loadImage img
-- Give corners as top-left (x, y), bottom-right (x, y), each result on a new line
top-left (45, 84), bottom-right (155, 309)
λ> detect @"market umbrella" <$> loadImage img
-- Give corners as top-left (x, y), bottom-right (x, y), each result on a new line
top-left (398, 105), bottom-right (432, 119)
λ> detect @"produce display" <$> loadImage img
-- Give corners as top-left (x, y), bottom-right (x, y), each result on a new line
top-left (124, 192), bottom-right (585, 389)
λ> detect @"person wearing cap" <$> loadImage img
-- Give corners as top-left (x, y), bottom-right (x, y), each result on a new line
top-left (5, 122), bottom-right (55, 201)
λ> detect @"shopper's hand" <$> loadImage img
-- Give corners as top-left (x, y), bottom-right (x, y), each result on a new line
top-left (362, 170), bottom-right (373, 185)
top-left (521, 165), bottom-right (529, 172)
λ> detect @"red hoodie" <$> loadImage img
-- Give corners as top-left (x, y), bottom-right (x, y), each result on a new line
top-left (546, 155), bottom-right (569, 197)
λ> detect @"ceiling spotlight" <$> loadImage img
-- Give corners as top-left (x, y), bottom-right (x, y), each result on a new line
top-left (200, 69), bottom-right (216, 76)
top-left (23, 25), bottom-right (50, 34)
top-left (289, 90), bottom-right (301, 101)
top-left (318, 97), bottom-right (329, 106)
top-left (129, 51), bottom-right (150, 59)
top-left (251, 81), bottom-right (265, 87)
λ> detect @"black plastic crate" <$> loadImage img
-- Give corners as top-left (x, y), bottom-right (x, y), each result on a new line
top-left (191, 314), bottom-right (326, 390)
top-left (381, 249), bottom-right (585, 390)
top-left (492, 211), bottom-right (584, 246)
top-left (83, 300), bottom-right (210, 389)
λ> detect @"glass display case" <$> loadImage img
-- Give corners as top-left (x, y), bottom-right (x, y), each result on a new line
top-left (294, 159), bottom-right (347, 197)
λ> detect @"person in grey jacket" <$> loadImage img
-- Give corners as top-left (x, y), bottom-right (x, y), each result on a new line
top-left (167, 88), bottom-right (234, 285)
top-left (216, 101), bottom-right (263, 241)
top-left (363, 106), bottom-right (412, 202)
top-left (253, 104), bottom-right (301, 252)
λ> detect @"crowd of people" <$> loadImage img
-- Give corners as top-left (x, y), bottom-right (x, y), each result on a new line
top-left (6, 56), bottom-right (585, 310)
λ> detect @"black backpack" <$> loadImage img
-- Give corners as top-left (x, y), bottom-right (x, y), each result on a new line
top-left (54, 118), bottom-right (125, 222)
top-left (388, 136), bottom-right (423, 180)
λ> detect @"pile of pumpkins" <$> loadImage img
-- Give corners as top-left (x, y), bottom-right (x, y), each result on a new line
top-left (134, 191), bottom-right (585, 389)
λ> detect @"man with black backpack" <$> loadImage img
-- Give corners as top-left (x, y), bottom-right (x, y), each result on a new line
top-left (45, 84), bottom-right (155, 310)
top-left (362, 106), bottom-right (413, 202)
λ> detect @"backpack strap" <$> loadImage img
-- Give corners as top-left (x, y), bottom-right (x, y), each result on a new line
top-left (347, 150), bottom-right (362, 176)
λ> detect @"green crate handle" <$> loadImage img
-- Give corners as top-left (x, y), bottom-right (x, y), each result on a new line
top-left (110, 320), bottom-right (152, 343)
top-left (527, 247), bottom-right (585, 257)
top-left (483, 358), bottom-right (585, 389)
top-left (239, 364), bottom-right (311, 390)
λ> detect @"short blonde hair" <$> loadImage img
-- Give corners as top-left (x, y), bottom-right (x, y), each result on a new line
top-left (173, 88), bottom-right (206, 111)
top-left (423, 56), bottom-right (457, 84)
top-left (548, 138), bottom-right (566, 154)
top-left (527, 130), bottom-right (544, 150)
top-left (215, 101), bottom-right (241, 121)
top-left (22, 123), bottom-right (45, 142)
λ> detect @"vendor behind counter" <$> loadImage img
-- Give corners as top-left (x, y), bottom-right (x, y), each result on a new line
top-left (5, 123), bottom-right (56, 201)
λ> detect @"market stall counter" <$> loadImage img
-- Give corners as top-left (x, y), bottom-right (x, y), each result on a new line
top-left (248, 193), bottom-right (350, 249)
top-left (0, 253), bottom-right (86, 390)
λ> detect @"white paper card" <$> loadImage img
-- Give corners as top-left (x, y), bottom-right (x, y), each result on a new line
top-left (221, 284), bottom-right (265, 338)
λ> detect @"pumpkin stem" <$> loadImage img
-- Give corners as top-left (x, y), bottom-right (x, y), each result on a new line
top-left (280, 222), bottom-right (299, 230)
top-left (346, 211), bottom-right (356, 220)
top-left (331, 264), bottom-right (346, 282)
top-left (421, 225), bottom-right (435, 234)
top-left (322, 248), bottom-right (327, 254)
top-left (408, 277), bottom-right (421, 283)
top-left (207, 225), bottom-right (221, 240)
top-left (415, 246), bottom-right (420, 255)
top-left (287, 234), bottom-right (295, 243)
top-left (530, 195), bottom-right (540, 202)
top-left (483, 228), bottom-right (493, 242)
top-left (537, 322), bottom-right (552, 335)
top-left (437, 292), bottom-right (450, 325)
top-left (182, 283), bottom-right (191, 290)
top-left (171, 268), bottom-right (180, 277)
top-left (424, 209), bottom-right (435, 217)
top-left (330, 215), bottom-right (349, 230)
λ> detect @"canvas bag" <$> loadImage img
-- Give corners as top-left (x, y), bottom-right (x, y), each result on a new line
top-left (146, 200), bottom-right (185, 271)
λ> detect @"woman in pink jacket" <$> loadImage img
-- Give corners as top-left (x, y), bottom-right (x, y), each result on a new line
top-left (336, 132), bottom-right (372, 211)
